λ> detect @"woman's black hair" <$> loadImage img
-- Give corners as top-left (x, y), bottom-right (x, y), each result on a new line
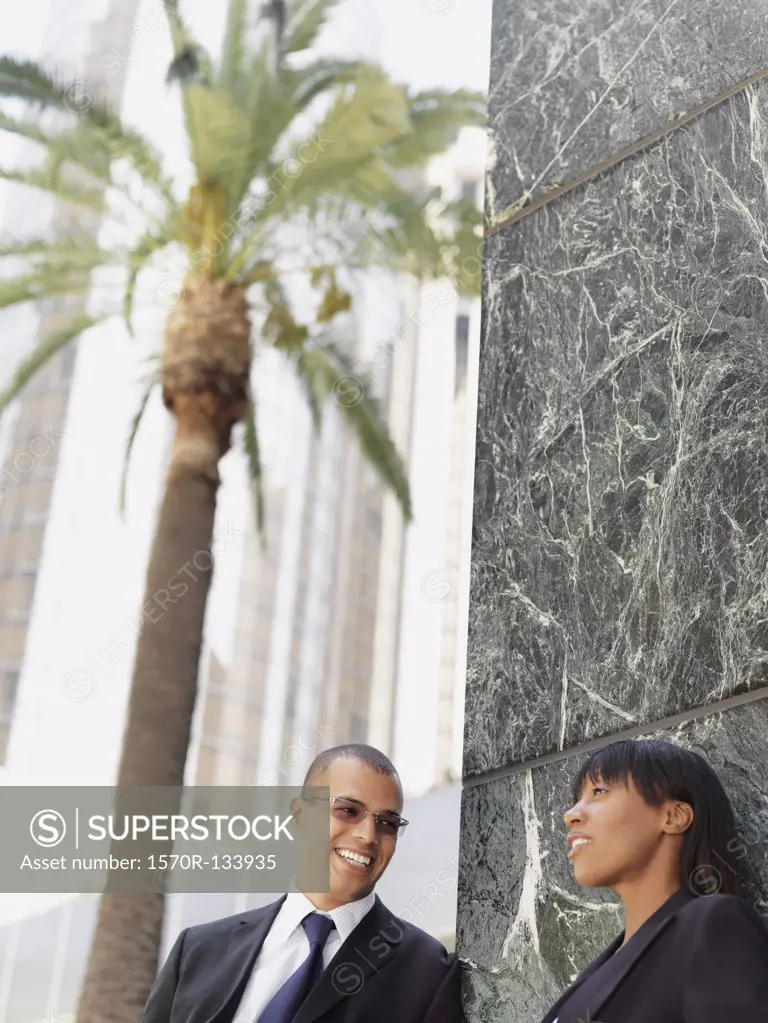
top-left (572, 738), bottom-right (743, 896)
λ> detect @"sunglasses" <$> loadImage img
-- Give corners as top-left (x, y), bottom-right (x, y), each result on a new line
top-left (305, 796), bottom-right (408, 837)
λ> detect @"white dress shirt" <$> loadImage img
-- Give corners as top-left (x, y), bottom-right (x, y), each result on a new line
top-left (232, 891), bottom-right (376, 1023)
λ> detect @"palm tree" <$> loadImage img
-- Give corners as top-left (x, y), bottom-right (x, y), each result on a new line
top-left (0, 1), bottom-right (483, 1019)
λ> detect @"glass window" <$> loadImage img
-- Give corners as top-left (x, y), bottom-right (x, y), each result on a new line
top-left (0, 670), bottom-right (19, 718)
top-left (58, 342), bottom-right (78, 382)
top-left (195, 745), bottom-right (217, 785)
top-left (201, 693), bottom-right (222, 735)
top-left (455, 314), bottom-right (469, 395)
top-left (0, 625), bottom-right (27, 662)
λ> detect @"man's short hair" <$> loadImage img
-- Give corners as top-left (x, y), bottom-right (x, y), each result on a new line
top-left (302, 743), bottom-right (402, 790)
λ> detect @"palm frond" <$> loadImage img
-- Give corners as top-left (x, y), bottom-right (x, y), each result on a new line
top-left (284, 0), bottom-right (342, 54)
top-left (285, 58), bottom-right (369, 109)
top-left (0, 111), bottom-right (174, 215)
top-left (0, 57), bottom-right (173, 199)
top-left (161, 4), bottom-right (243, 203)
top-left (373, 189), bottom-right (482, 292)
top-left (227, 70), bottom-right (412, 277)
top-left (0, 236), bottom-right (113, 264)
top-left (295, 352), bottom-right (324, 428)
top-left (119, 369), bottom-right (160, 515)
top-left (183, 84), bottom-right (252, 187)
top-left (230, 56), bottom-right (372, 211)
top-left (161, 0), bottom-right (213, 83)
top-left (0, 269), bottom-right (96, 311)
top-left (264, 69), bottom-right (410, 211)
top-left (288, 339), bottom-right (411, 519)
top-left (434, 195), bottom-right (484, 295)
top-left (259, 274), bottom-right (310, 350)
top-left (299, 186), bottom-right (443, 281)
top-left (0, 165), bottom-right (105, 212)
top-left (123, 230), bottom-right (174, 336)
top-left (216, 51), bottom-right (403, 224)
top-left (0, 55), bottom-right (71, 105)
top-left (229, 47), bottom-right (298, 210)
top-left (166, 45), bottom-right (213, 87)
top-left (0, 314), bottom-right (106, 414)
top-left (218, 0), bottom-right (250, 101)
top-left (270, 176), bottom-right (480, 290)
top-left (242, 392), bottom-right (266, 542)
top-left (0, 112), bottom-right (109, 182)
top-left (382, 88), bottom-right (487, 167)
top-left (0, 234), bottom-right (124, 311)
top-left (366, 186), bottom-right (445, 270)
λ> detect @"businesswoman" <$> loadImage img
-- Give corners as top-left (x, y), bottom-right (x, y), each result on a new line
top-left (540, 738), bottom-right (768, 1023)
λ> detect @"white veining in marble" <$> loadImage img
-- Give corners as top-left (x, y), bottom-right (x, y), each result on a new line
top-left (501, 771), bottom-right (542, 962)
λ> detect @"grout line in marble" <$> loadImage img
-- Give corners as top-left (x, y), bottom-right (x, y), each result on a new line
top-left (462, 683), bottom-right (768, 789)
top-left (485, 65), bottom-right (768, 239)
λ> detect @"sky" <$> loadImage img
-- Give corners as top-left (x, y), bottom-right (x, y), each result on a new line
top-left (0, 0), bottom-right (492, 88)
top-left (328, 0), bottom-right (492, 92)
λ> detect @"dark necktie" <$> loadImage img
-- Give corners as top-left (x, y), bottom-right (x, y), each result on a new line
top-left (258, 912), bottom-right (336, 1023)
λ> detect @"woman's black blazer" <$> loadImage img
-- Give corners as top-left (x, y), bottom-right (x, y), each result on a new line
top-left (539, 888), bottom-right (768, 1022)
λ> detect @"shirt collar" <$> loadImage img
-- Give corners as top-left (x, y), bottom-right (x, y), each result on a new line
top-left (281, 890), bottom-right (376, 945)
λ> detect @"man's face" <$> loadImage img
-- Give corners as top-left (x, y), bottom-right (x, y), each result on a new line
top-left (304, 758), bottom-right (404, 908)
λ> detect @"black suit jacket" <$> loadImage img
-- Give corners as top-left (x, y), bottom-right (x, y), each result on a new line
top-left (141, 895), bottom-right (462, 1023)
top-left (540, 888), bottom-right (768, 1023)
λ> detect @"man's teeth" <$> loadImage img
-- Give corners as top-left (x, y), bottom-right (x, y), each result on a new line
top-left (337, 849), bottom-right (372, 866)
top-left (572, 838), bottom-right (590, 849)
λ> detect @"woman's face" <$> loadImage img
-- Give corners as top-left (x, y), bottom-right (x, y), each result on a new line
top-left (563, 774), bottom-right (686, 889)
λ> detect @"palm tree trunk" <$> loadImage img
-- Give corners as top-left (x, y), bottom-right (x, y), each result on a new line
top-left (77, 280), bottom-right (251, 1023)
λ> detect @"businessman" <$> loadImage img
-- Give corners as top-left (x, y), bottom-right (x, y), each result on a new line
top-left (141, 743), bottom-right (462, 1023)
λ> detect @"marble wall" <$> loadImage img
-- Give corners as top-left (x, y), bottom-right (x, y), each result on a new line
top-left (460, 0), bottom-right (768, 1018)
